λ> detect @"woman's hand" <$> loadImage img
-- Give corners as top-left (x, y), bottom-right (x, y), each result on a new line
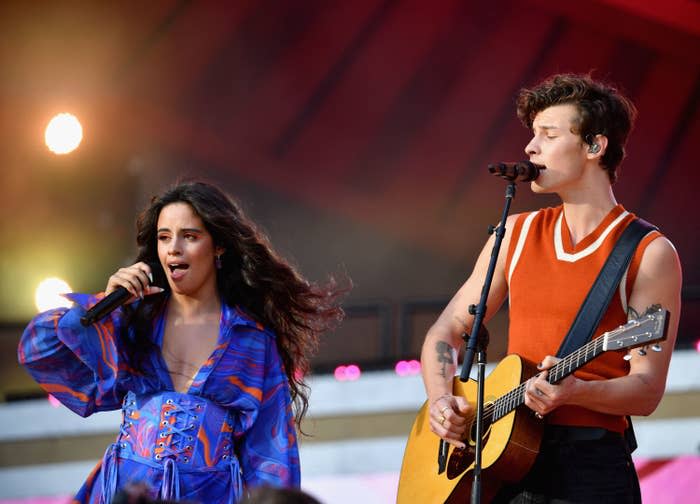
top-left (429, 393), bottom-right (472, 449)
top-left (105, 262), bottom-right (164, 301)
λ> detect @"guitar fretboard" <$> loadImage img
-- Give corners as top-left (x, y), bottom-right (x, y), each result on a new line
top-left (471, 310), bottom-right (663, 425)
top-left (487, 337), bottom-right (607, 422)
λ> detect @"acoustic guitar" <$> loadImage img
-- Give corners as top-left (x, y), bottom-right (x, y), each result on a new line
top-left (397, 308), bottom-right (669, 504)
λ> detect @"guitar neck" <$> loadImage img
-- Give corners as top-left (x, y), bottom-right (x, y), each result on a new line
top-left (490, 337), bottom-right (606, 422)
top-left (487, 309), bottom-right (667, 424)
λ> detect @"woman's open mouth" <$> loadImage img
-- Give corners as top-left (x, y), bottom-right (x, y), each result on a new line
top-left (167, 263), bottom-right (189, 280)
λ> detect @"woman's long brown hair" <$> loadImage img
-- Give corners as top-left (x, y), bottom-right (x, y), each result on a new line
top-left (125, 180), bottom-right (347, 429)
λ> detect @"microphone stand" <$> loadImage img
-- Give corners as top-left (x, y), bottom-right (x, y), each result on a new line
top-left (443, 181), bottom-right (517, 503)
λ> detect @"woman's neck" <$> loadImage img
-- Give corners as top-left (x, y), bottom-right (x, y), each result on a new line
top-left (168, 291), bottom-right (222, 323)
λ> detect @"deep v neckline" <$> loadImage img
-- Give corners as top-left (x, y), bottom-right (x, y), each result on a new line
top-left (557, 204), bottom-right (626, 253)
top-left (154, 306), bottom-right (228, 395)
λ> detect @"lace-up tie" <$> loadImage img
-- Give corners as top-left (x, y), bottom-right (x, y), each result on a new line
top-left (100, 394), bottom-right (137, 504)
top-left (155, 398), bottom-right (199, 464)
top-left (156, 398), bottom-right (200, 500)
top-left (162, 458), bottom-right (181, 500)
top-left (101, 392), bottom-right (242, 501)
top-left (100, 443), bottom-right (119, 504)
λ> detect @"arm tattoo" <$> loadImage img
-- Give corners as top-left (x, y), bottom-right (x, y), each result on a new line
top-left (628, 303), bottom-right (662, 321)
top-left (435, 341), bottom-right (454, 379)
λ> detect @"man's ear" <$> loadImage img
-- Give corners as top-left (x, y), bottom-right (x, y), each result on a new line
top-left (586, 134), bottom-right (608, 159)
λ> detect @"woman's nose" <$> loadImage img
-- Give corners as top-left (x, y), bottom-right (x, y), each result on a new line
top-left (167, 238), bottom-right (182, 255)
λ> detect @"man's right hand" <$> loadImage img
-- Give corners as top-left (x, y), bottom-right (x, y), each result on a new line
top-left (429, 393), bottom-right (472, 449)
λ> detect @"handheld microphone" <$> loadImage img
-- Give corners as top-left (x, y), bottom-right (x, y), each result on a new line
top-left (488, 161), bottom-right (544, 182)
top-left (80, 262), bottom-right (166, 327)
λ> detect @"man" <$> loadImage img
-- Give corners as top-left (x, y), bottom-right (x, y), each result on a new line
top-left (420, 74), bottom-right (682, 502)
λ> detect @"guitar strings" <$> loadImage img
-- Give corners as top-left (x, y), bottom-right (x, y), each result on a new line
top-left (478, 314), bottom-right (654, 424)
top-left (486, 338), bottom-right (606, 422)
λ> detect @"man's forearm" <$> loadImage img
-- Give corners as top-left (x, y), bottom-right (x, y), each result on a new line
top-left (421, 332), bottom-right (460, 402)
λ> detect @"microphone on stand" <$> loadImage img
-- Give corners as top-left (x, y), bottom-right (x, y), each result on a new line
top-left (488, 161), bottom-right (544, 182)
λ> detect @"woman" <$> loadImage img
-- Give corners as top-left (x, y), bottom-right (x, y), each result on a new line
top-left (18, 181), bottom-right (346, 503)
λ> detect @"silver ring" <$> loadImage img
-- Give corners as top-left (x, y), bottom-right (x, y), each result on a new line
top-left (439, 406), bottom-right (450, 415)
top-left (535, 412), bottom-right (544, 420)
top-left (535, 388), bottom-right (543, 397)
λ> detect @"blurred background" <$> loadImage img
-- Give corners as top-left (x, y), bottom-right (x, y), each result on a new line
top-left (0, 0), bottom-right (698, 502)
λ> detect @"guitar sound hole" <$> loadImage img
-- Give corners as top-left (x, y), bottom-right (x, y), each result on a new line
top-left (469, 416), bottom-right (493, 447)
top-left (446, 409), bottom-right (494, 479)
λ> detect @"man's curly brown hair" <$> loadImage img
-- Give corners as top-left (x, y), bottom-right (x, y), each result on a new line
top-left (516, 73), bottom-right (637, 183)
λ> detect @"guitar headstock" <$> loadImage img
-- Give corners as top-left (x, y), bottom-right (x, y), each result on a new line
top-left (602, 308), bottom-right (669, 352)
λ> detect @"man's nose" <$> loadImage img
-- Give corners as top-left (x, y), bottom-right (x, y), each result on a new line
top-left (524, 137), bottom-right (539, 156)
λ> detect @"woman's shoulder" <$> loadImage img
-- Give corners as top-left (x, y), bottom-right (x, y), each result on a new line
top-left (222, 304), bottom-right (275, 338)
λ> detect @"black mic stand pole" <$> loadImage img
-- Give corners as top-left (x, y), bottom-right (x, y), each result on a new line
top-left (459, 181), bottom-right (517, 503)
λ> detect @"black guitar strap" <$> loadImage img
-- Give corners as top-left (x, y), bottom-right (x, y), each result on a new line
top-left (554, 217), bottom-right (657, 453)
top-left (556, 218), bottom-right (657, 357)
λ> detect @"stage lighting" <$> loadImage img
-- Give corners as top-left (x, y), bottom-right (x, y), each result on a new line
top-left (34, 277), bottom-right (73, 312)
top-left (45, 112), bottom-right (83, 154)
top-left (395, 359), bottom-right (421, 377)
top-left (333, 364), bottom-right (362, 382)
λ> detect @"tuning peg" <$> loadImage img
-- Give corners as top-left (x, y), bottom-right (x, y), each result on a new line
top-left (651, 344), bottom-right (662, 352)
top-left (623, 352), bottom-right (632, 361)
top-left (637, 348), bottom-right (647, 356)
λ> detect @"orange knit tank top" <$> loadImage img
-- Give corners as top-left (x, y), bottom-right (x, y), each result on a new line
top-left (504, 204), bottom-right (661, 432)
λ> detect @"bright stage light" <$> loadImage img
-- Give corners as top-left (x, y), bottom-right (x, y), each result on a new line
top-left (333, 364), bottom-right (362, 382)
top-left (395, 359), bottom-right (421, 377)
top-left (34, 277), bottom-right (73, 312)
top-left (45, 113), bottom-right (83, 154)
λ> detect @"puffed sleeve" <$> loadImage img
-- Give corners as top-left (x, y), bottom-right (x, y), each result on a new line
top-left (17, 293), bottom-right (129, 417)
top-left (238, 333), bottom-right (301, 489)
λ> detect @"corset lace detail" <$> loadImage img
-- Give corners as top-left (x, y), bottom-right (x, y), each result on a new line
top-left (155, 398), bottom-right (200, 465)
top-left (101, 391), bottom-right (242, 502)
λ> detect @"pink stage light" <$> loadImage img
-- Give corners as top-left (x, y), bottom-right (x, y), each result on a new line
top-left (333, 365), bottom-right (347, 381)
top-left (345, 364), bottom-right (361, 381)
top-left (334, 364), bottom-right (362, 381)
top-left (395, 359), bottom-right (421, 376)
top-left (395, 361), bottom-right (408, 376)
top-left (47, 394), bottom-right (61, 408)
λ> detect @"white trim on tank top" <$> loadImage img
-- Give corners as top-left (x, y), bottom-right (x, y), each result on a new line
top-left (553, 210), bottom-right (630, 262)
top-left (507, 209), bottom-right (632, 312)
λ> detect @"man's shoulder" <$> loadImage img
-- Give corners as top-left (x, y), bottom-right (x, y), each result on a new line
top-left (621, 211), bottom-right (674, 255)
top-left (638, 234), bottom-right (681, 271)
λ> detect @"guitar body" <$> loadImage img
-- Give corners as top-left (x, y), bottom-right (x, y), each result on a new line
top-left (397, 309), bottom-right (669, 504)
top-left (397, 355), bottom-right (542, 504)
